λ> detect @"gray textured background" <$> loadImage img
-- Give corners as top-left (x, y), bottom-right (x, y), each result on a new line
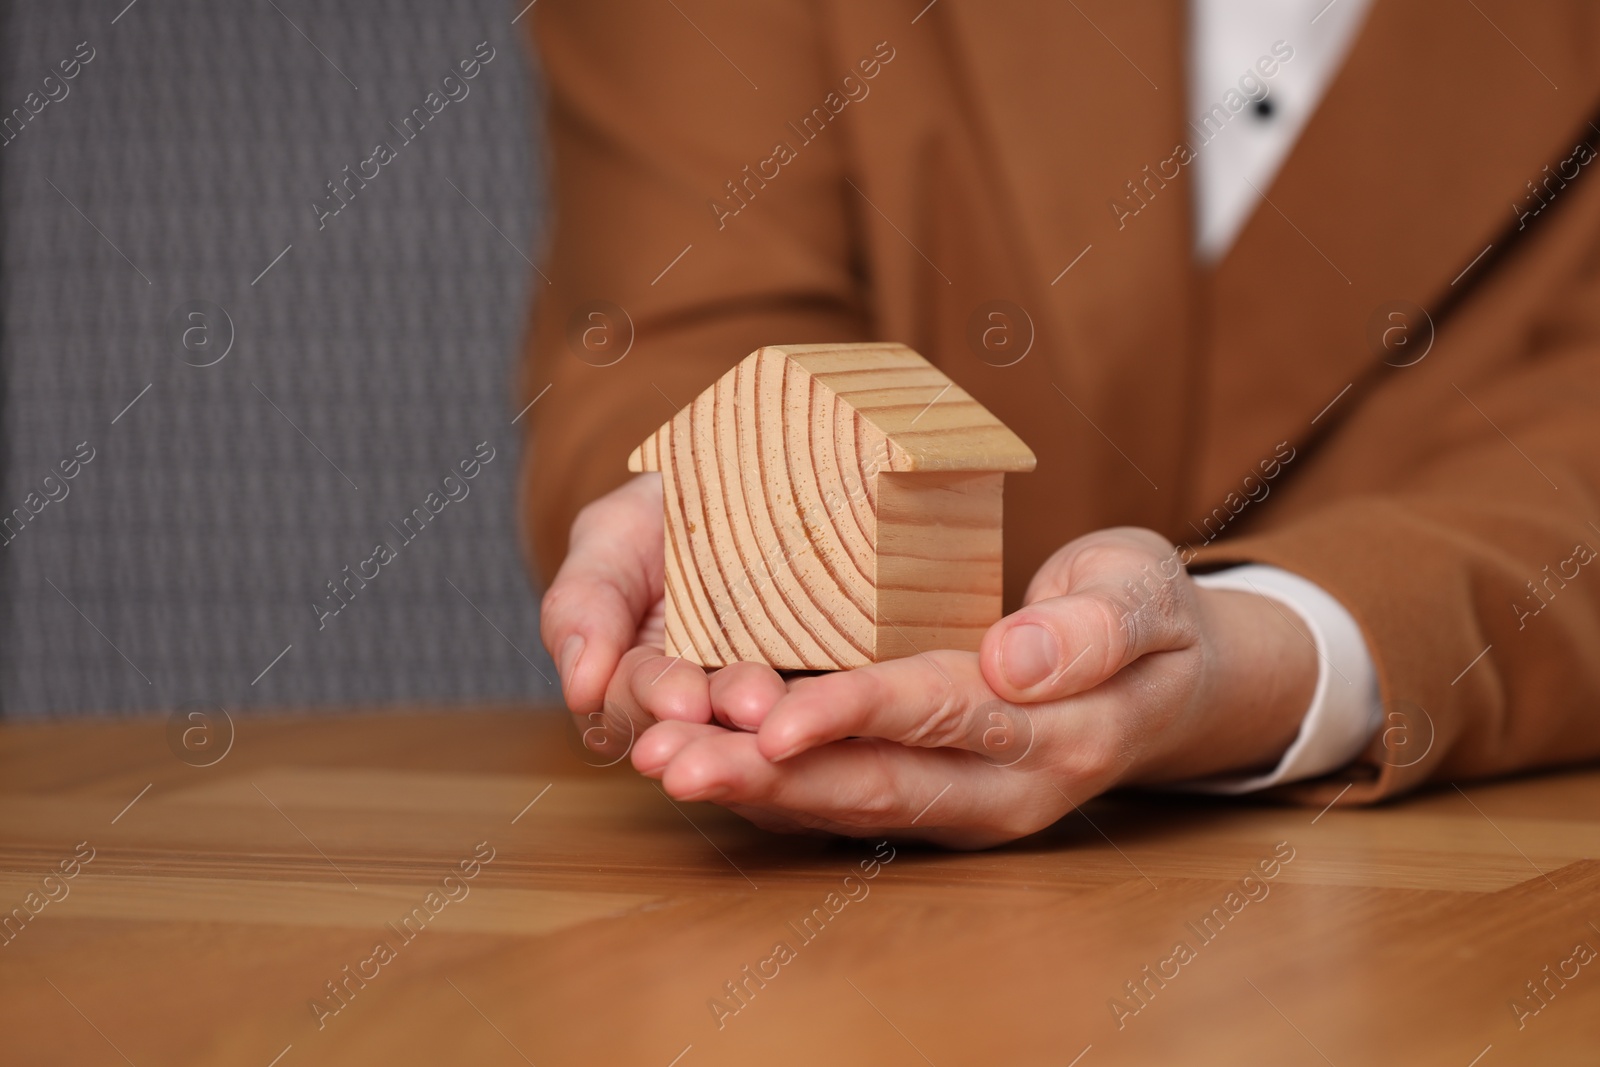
top-left (0, 0), bottom-right (556, 716)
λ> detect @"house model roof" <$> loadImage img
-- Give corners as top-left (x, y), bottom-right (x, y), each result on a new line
top-left (628, 342), bottom-right (1037, 474)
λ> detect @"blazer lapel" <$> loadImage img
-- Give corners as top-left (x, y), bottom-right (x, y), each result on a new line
top-left (1197, 0), bottom-right (1600, 516)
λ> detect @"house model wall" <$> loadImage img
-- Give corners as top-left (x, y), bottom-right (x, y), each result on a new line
top-left (628, 343), bottom-right (1036, 670)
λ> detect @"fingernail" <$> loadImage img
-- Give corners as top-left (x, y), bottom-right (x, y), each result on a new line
top-left (726, 701), bottom-right (764, 731)
top-left (762, 726), bottom-right (803, 762)
top-left (1000, 624), bottom-right (1059, 690)
top-left (559, 634), bottom-right (585, 682)
top-left (684, 784), bottom-right (730, 801)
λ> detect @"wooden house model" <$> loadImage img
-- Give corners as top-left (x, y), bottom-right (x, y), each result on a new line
top-left (628, 342), bottom-right (1036, 670)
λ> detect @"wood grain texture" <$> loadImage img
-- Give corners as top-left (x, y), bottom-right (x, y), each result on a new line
top-left (628, 343), bottom-right (1035, 669)
top-left (874, 471), bottom-right (1005, 660)
top-left (1, 707), bottom-right (1597, 1066)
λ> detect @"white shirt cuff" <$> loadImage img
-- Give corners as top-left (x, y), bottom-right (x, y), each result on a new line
top-left (1181, 564), bottom-right (1382, 793)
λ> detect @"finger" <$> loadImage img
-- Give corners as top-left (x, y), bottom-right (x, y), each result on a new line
top-left (574, 644), bottom-right (667, 764)
top-left (539, 474), bottom-right (663, 715)
top-left (755, 652), bottom-right (1002, 762)
top-left (630, 653), bottom-right (713, 724)
top-left (660, 730), bottom-right (1059, 847)
top-left (982, 537), bottom-right (1199, 704)
top-left (709, 662), bottom-right (788, 731)
top-left (631, 719), bottom-right (725, 778)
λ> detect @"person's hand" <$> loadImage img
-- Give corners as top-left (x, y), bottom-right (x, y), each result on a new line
top-left (540, 473), bottom-right (711, 758)
top-left (629, 527), bottom-right (1319, 848)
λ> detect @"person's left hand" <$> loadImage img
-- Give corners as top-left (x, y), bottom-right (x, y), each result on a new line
top-left (627, 527), bottom-right (1319, 849)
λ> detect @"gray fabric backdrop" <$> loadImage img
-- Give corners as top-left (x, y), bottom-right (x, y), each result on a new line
top-left (0, 0), bottom-right (555, 716)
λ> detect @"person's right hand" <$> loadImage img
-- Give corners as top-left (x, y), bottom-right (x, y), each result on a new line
top-left (540, 473), bottom-right (715, 759)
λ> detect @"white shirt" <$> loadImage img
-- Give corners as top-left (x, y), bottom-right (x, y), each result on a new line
top-left (1182, 0), bottom-right (1380, 791)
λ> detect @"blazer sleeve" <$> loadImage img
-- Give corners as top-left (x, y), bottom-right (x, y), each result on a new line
top-left (521, 0), bottom-right (871, 584)
top-left (1191, 231), bottom-right (1600, 806)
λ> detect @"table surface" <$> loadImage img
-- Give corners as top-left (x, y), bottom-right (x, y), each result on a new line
top-left (1, 706), bottom-right (1596, 1066)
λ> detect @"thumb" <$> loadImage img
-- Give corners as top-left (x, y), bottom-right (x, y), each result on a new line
top-left (980, 542), bottom-right (1198, 703)
top-left (540, 474), bottom-right (664, 715)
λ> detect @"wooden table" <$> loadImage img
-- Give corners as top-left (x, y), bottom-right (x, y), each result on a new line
top-left (1, 707), bottom-right (1596, 1065)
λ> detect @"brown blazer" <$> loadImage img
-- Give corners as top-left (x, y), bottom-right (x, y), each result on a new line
top-left (521, 0), bottom-right (1600, 804)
